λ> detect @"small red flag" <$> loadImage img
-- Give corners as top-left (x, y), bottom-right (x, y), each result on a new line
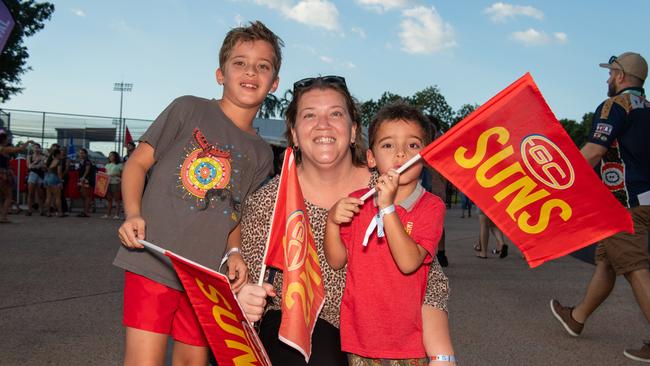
top-left (420, 73), bottom-right (633, 267)
top-left (166, 251), bottom-right (271, 366)
top-left (124, 126), bottom-right (133, 146)
top-left (261, 147), bottom-right (325, 361)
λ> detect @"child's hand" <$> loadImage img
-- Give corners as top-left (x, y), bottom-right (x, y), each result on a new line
top-left (237, 283), bottom-right (276, 322)
top-left (118, 215), bottom-right (146, 249)
top-left (376, 169), bottom-right (400, 208)
top-left (227, 253), bottom-right (248, 293)
top-left (327, 196), bottom-right (363, 225)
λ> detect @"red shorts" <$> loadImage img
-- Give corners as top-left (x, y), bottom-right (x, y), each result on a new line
top-left (123, 271), bottom-right (208, 347)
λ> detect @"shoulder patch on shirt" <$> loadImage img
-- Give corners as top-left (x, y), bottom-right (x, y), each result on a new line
top-left (600, 95), bottom-right (632, 119)
top-left (595, 123), bottom-right (613, 135)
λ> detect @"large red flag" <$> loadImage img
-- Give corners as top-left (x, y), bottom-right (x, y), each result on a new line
top-left (421, 73), bottom-right (633, 267)
top-left (165, 251), bottom-right (271, 366)
top-left (261, 147), bottom-right (325, 362)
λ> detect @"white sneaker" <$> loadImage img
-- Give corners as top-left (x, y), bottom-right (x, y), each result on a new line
top-left (101, 214), bottom-right (109, 219)
top-left (113, 215), bottom-right (120, 220)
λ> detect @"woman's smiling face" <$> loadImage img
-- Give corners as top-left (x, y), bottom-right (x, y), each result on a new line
top-left (291, 88), bottom-right (355, 169)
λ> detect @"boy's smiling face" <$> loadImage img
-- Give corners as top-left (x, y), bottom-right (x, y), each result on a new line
top-left (216, 40), bottom-right (279, 110)
top-left (367, 118), bottom-right (426, 186)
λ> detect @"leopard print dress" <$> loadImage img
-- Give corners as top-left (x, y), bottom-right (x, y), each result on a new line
top-left (240, 175), bottom-right (450, 328)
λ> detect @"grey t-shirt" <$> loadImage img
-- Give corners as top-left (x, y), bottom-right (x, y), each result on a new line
top-left (113, 95), bottom-right (273, 290)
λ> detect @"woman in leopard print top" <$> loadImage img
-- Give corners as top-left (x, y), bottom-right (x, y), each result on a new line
top-left (237, 76), bottom-right (451, 365)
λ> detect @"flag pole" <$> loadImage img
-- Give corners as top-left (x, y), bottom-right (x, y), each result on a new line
top-left (258, 148), bottom-right (293, 286)
top-left (138, 239), bottom-right (167, 256)
top-left (359, 153), bottom-right (424, 201)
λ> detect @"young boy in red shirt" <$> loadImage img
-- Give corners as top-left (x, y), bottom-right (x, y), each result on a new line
top-left (325, 102), bottom-right (454, 365)
top-left (114, 21), bottom-right (282, 365)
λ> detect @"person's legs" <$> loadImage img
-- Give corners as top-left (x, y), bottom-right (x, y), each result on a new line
top-left (570, 261), bottom-right (616, 323)
top-left (625, 268), bottom-right (650, 322)
top-left (170, 342), bottom-right (208, 366)
top-left (106, 192), bottom-right (114, 217)
top-left (115, 190), bottom-right (122, 218)
top-left (43, 187), bottom-right (53, 217)
top-left (124, 327), bottom-right (168, 366)
top-left (478, 214), bottom-right (489, 258)
top-left (0, 185), bottom-right (11, 222)
top-left (52, 186), bottom-right (63, 216)
top-left (26, 182), bottom-right (35, 214)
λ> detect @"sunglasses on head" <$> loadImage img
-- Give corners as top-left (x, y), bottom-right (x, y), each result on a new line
top-left (608, 55), bottom-right (625, 73)
top-left (292, 75), bottom-right (347, 93)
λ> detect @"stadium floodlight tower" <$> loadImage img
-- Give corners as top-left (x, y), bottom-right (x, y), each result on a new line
top-left (113, 82), bottom-right (133, 153)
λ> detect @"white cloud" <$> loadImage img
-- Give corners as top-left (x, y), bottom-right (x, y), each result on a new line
top-left (510, 28), bottom-right (567, 46)
top-left (254, 0), bottom-right (340, 31)
top-left (234, 14), bottom-right (244, 26)
top-left (355, 0), bottom-right (410, 13)
top-left (320, 55), bottom-right (333, 63)
top-left (343, 61), bottom-right (357, 69)
top-left (286, 1), bottom-right (340, 31)
top-left (399, 6), bottom-right (456, 54)
top-left (71, 8), bottom-right (86, 17)
top-left (351, 26), bottom-right (367, 39)
top-left (554, 32), bottom-right (568, 44)
top-left (485, 2), bottom-right (543, 22)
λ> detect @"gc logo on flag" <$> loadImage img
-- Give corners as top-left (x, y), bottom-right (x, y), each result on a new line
top-left (285, 210), bottom-right (308, 271)
top-left (521, 135), bottom-right (575, 190)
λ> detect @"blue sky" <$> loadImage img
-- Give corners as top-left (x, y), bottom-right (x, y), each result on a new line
top-left (2, 0), bottom-right (650, 124)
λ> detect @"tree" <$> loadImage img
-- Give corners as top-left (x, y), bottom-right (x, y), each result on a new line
top-left (452, 103), bottom-right (479, 129)
top-left (257, 89), bottom-right (293, 119)
top-left (0, 0), bottom-right (55, 102)
top-left (359, 91), bottom-right (404, 126)
top-left (410, 86), bottom-right (454, 131)
top-left (559, 112), bottom-right (593, 148)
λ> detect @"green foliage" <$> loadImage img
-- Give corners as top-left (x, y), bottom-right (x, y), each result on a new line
top-left (559, 112), bottom-right (594, 148)
top-left (451, 103), bottom-right (479, 128)
top-left (409, 86), bottom-right (454, 130)
top-left (0, 0), bottom-right (55, 102)
top-left (258, 89), bottom-right (293, 119)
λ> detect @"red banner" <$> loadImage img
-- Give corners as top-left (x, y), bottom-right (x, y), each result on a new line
top-left (262, 147), bottom-right (325, 361)
top-left (421, 73), bottom-right (633, 267)
top-left (94, 171), bottom-right (110, 198)
top-left (166, 251), bottom-right (271, 366)
top-left (124, 126), bottom-right (133, 146)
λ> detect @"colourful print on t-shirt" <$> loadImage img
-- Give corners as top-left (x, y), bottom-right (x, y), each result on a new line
top-left (177, 128), bottom-right (241, 220)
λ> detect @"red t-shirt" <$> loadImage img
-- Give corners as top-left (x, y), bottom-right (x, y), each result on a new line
top-left (339, 185), bottom-right (445, 358)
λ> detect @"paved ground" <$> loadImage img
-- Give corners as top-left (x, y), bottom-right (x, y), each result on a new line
top-left (0, 206), bottom-right (647, 365)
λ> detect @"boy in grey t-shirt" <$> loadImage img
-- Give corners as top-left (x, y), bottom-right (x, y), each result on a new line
top-left (114, 21), bottom-right (282, 365)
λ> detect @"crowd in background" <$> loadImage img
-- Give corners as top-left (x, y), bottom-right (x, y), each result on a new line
top-left (0, 130), bottom-right (136, 223)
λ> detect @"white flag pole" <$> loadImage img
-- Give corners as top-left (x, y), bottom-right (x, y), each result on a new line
top-left (359, 153), bottom-right (424, 202)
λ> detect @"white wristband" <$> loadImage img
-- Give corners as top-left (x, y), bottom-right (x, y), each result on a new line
top-left (429, 355), bottom-right (456, 363)
top-left (379, 204), bottom-right (395, 218)
top-left (219, 247), bottom-right (241, 270)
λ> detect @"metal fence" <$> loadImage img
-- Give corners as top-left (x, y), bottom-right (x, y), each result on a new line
top-left (0, 108), bottom-right (153, 158)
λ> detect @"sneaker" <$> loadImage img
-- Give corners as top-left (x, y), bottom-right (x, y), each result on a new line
top-left (550, 299), bottom-right (583, 337)
top-left (624, 341), bottom-right (650, 363)
top-left (113, 215), bottom-right (120, 220)
top-left (436, 251), bottom-right (449, 267)
top-left (101, 214), bottom-right (109, 219)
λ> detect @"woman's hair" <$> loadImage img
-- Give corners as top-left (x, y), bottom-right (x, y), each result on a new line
top-left (284, 77), bottom-right (366, 166)
top-left (108, 151), bottom-right (121, 164)
top-left (46, 147), bottom-right (61, 167)
top-left (79, 148), bottom-right (88, 157)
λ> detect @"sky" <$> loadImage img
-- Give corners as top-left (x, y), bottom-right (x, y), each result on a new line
top-left (3, 0), bottom-right (650, 125)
